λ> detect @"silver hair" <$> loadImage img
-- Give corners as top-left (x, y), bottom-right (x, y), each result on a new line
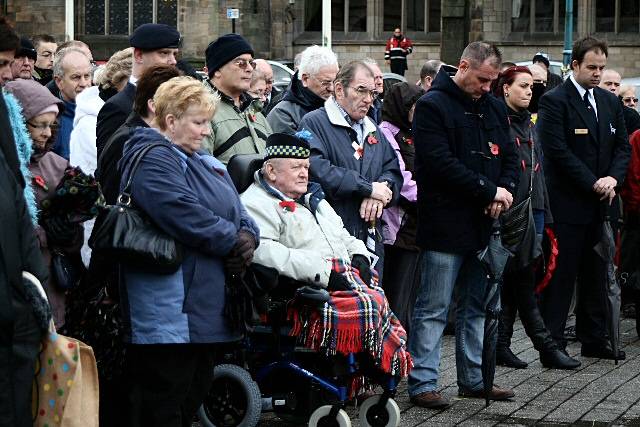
top-left (53, 47), bottom-right (89, 78)
top-left (299, 45), bottom-right (338, 77)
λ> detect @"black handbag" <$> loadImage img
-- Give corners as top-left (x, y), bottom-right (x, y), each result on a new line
top-left (89, 143), bottom-right (183, 274)
top-left (501, 140), bottom-right (539, 267)
top-left (51, 250), bottom-right (84, 290)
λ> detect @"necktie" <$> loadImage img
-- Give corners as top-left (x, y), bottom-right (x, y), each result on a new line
top-left (583, 91), bottom-right (597, 122)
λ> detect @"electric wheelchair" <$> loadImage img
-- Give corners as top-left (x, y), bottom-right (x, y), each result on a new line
top-left (197, 154), bottom-right (405, 427)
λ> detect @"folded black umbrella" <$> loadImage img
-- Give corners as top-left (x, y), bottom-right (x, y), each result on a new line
top-left (593, 216), bottom-right (622, 364)
top-left (477, 220), bottom-right (512, 406)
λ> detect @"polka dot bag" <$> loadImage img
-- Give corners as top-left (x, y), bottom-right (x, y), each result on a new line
top-left (26, 272), bottom-right (99, 427)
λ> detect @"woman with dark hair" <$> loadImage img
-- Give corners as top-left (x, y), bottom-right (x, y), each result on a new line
top-left (379, 81), bottom-right (425, 335)
top-left (493, 66), bottom-right (581, 370)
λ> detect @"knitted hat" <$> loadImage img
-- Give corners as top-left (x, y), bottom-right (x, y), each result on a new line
top-left (264, 132), bottom-right (310, 161)
top-left (129, 23), bottom-right (181, 50)
top-left (4, 79), bottom-right (63, 121)
top-left (205, 34), bottom-right (254, 77)
top-left (532, 53), bottom-right (550, 69)
top-left (16, 36), bottom-right (37, 61)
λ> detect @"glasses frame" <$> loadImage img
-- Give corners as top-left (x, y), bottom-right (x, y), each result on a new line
top-left (232, 58), bottom-right (256, 70)
top-left (623, 97), bottom-right (638, 103)
top-left (26, 121), bottom-right (58, 131)
top-left (347, 85), bottom-right (378, 100)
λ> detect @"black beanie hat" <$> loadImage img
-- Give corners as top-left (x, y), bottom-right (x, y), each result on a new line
top-left (17, 36), bottom-right (37, 61)
top-left (205, 34), bottom-right (254, 77)
top-left (264, 132), bottom-right (310, 161)
top-left (532, 53), bottom-right (550, 69)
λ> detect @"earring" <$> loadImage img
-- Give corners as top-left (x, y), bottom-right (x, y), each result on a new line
top-left (505, 93), bottom-right (509, 98)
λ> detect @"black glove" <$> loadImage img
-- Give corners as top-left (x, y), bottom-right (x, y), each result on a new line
top-left (42, 215), bottom-right (77, 245)
top-left (328, 270), bottom-right (352, 292)
top-left (351, 254), bottom-right (372, 286)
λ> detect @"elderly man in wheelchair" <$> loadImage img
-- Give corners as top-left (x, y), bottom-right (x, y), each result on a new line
top-left (212, 132), bottom-right (410, 427)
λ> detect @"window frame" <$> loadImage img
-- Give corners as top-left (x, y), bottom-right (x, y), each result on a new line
top-left (384, 0), bottom-right (440, 34)
top-left (595, 0), bottom-right (640, 34)
top-left (81, 0), bottom-right (173, 36)
top-left (510, 0), bottom-right (567, 34)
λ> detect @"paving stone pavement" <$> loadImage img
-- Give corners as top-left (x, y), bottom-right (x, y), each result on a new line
top-left (251, 316), bottom-right (640, 426)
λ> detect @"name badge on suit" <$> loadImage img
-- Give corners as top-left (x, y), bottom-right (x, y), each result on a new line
top-left (574, 128), bottom-right (589, 135)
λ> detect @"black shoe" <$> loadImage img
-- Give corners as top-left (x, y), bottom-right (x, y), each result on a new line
top-left (540, 348), bottom-right (581, 370)
top-left (496, 347), bottom-right (528, 369)
top-left (581, 345), bottom-right (626, 360)
top-left (458, 385), bottom-right (515, 401)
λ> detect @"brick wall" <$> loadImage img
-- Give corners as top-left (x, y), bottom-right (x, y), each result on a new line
top-left (5, 0), bottom-right (66, 41)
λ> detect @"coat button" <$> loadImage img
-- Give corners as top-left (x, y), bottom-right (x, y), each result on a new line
top-left (479, 179), bottom-right (485, 186)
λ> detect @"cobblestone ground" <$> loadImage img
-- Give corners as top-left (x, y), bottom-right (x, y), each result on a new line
top-left (251, 316), bottom-right (640, 426)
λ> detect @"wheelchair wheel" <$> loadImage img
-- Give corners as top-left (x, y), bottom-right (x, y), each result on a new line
top-left (358, 395), bottom-right (400, 427)
top-left (308, 405), bottom-right (351, 427)
top-left (197, 364), bottom-right (262, 427)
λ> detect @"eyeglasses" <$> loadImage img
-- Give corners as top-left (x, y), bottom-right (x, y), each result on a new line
top-left (533, 79), bottom-right (547, 86)
top-left (310, 75), bottom-right (334, 89)
top-left (232, 58), bottom-right (256, 70)
top-left (348, 85), bottom-right (378, 100)
top-left (623, 97), bottom-right (638, 103)
top-left (27, 121), bottom-right (57, 131)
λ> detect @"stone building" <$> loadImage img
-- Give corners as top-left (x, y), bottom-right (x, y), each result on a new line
top-left (3, 0), bottom-right (640, 83)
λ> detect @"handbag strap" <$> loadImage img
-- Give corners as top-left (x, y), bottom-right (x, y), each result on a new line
top-left (118, 142), bottom-right (167, 205)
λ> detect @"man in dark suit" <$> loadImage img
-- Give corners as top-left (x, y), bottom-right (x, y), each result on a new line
top-left (95, 23), bottom-right (180, 154)
top-left (537, 37), bottom-right (631, 360)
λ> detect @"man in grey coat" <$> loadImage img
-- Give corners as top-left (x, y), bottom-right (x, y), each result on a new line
top-left (299, 60), bottom-right (402, 279)
top-left (267, 45), bottom-right (338, 134)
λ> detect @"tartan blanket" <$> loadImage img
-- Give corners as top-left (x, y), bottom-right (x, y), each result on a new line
top-left (288, 259), bottom-right (412, 378)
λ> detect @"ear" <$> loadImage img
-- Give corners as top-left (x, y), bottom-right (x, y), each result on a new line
top-left (300, 73), bottom-right (310, 87)
top-left (133, 48), bottom-right (145, 64)
top-left (165, 114), bottom-right (177, 133)
top-left (147, 99), bottom-right (156, 115)
top-left (334, 82), bottom-right (344, 99)
top-left (54, 75), bottom-right (62, 88)
top-left (571, 59), bottom-right (579, 71)
top-left (203, 65), bottom-right (209, 76)
top-left (502, 83), bottom-right (510, 95)
top-left (458, 59), bottom-right (470, 72)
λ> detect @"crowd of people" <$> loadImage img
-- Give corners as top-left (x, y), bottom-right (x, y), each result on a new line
top-left (1, 14), bottom-right (639, 427)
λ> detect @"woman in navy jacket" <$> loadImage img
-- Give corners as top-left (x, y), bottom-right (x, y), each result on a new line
top-left (118, 77), bottom-right (259, 427)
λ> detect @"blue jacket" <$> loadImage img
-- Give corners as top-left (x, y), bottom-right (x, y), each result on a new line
top-left (413, 69), bottom-right (519, 253)
top-left (52, 98), bottom-right (75, 160)
top-left (299, 98), bottom-right (402, 264)
top-left (118, 127), bottom-right (260, 344)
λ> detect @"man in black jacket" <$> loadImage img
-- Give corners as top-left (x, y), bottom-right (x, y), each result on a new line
top-left (408, 42), bottom-right (519, 409)
top-left (537, 37), bottom-right (631, 360)
top-left (95, 23), bottom-right (180, 154)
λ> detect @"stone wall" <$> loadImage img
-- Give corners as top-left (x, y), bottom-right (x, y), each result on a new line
top-left (4, 0), bottom-right (66, 41)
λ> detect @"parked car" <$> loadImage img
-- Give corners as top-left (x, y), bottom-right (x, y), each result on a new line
top-left (267, 60), bottom-right (294, 91)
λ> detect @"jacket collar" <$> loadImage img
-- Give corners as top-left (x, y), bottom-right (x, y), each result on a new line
top-left (255, 170), bottom-right (325, 215)
top-left (325, 96), bottom-right (377, 135)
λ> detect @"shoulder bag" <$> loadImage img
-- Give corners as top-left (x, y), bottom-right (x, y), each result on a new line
top-left (88, 143), bottom-right (183, 274)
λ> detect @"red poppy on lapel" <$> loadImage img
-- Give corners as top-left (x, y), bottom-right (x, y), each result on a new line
top-left (367, 133), bottom-right (378, 145)
top-left (33, 175), bottom-right (48, 191)
top-left (279, 200), bottom-right (296, 212)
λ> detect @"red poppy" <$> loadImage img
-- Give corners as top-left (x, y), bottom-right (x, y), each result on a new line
top-left (248, 113), bottom-right (256, 122)
top-left (367, 134), bottom-right (378, 145)
top-left (33, 175), bottom-right (48, 191)
top-left (403, 136), bottom-right (413, 145)
top-left (490, 143), bottom-right (500, 156)
top-left (279, 200), bottom-right (296, 212)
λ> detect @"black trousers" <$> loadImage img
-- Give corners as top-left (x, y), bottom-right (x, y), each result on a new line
top-left (621, 213), bottom-right (640, 297)
top-left (539, 222), bottom-right (608, 348)
top-left (125, 343), bottom-right (216, 427)
top-left (0, 287), bottom-right (43, 427)
top-left (390, 59), bottom-right (407, 76)
top-left (499, 260), bottom-right (556, 352)
top-left (382, 245), bottom-right (422, 338)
